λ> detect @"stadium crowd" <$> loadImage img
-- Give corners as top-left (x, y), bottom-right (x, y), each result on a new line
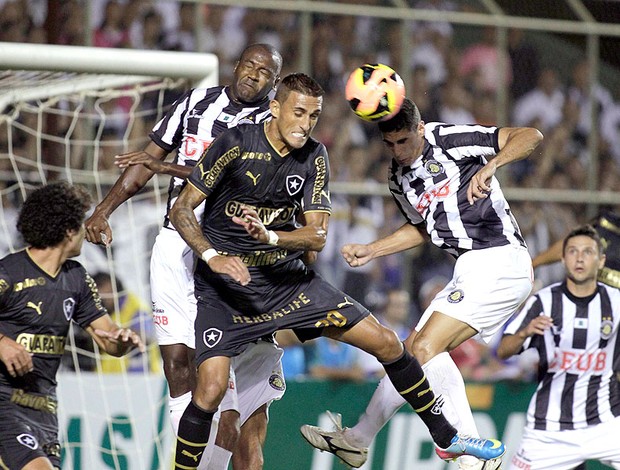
top-left (1, 0), bottom-right (620, 382)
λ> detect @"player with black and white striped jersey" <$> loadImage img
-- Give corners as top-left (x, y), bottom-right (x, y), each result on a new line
top-left (300, 98), bottom-right (543, 469)
top-left (85, 44), bottom-right (284, 470)
top-left (498, 225), bottom-right (620, 470)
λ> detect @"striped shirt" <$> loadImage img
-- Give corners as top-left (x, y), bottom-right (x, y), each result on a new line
top-left (504, 281), bottom-right (620, 431)
top-left (149, 86), bottom-right (272, 227)
top-left (388, 122), bottom-right (526, 257)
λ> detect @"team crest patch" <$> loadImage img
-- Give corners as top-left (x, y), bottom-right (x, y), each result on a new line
top-left (17, 433), bottom-right (38, 450)
top-left (601, 319), bottom-right (614, 340)
top-left (237, 116), bottom-right (255, 125)
top-left (447, 289), bottom-right (465, 303)
top-left (269, 373), bottom-right (285, 391)
top-left (63, 298), bottom-right (76, 321)
top-left (424, 160), bottom-right (444, 176)
top-left (286, 175), bottom-right (305, 196)
top-left (203, 328), bottom-right (223, 348)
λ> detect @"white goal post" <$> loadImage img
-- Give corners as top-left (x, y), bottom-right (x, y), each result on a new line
top-left (0, 42), bottom-right (218, 470)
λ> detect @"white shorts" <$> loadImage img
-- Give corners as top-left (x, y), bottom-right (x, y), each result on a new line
top-left (509, 417), bottom-right (620, 470)
top-left (416, 245), bottom-right (533, 343)
top-left (228, 340), bottom-right (286, 424)
top-left (150, 228), bottom-right (196, 348)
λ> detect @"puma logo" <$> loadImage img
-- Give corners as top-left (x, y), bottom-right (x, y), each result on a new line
top-left (245, 171), bottom-right (261, 185)
top-left (181, 449), bottom-right (203, 463)
top-left (337, 297), bottom-right (354, 309)
top-left (26, 301), bottom-right (43, 315)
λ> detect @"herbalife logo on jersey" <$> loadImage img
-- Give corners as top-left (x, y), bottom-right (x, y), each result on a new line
top-left (286, 175), bottom-right (305, 196)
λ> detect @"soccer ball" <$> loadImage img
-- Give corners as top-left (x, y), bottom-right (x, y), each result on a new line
top-left (345, 63), bottom-right (406, 122)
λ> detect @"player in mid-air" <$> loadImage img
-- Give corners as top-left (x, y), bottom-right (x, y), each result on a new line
top-left (300, 98), bottom-right (543, 469)
top-left (0, 182), bottom-right (144, 470)
top-left (498, 225), bottom-right (620, 469)
top-left (85, 43), bottom-right (285, 469)
top-left (169, 72), bottom-right (506, 470)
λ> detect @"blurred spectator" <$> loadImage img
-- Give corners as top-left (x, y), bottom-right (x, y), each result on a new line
top-left (378, 288), bottom-right (413, 340)
top-left (567, 59), bottom-right (615, 151)
top-left (308, 337), bottom-right (365, 382)
top-left (58, 1), bottom-right (87, 45)
top-left (164, 2), bottom-right (218, 52)
top-left (512, 67), bottom-right (565, 132)
top-left (459, 26), bottom-right (512, 94)
top-left (92, 272), bottom-right (159, 373)
top-left (130, 8), bottom-right (167, 50)
top-left (94, 0), bottom-right (130, 48)
top-left (275, 329), bottom-right (308, 380)
top-left (508, 28), bottom-right (540, 100)
top-left (601, 100), bottom-right (620, 165)
top-left (340, 147), bottom-right (384, 308)
top-left (438, 78), bottom-right (475, 124)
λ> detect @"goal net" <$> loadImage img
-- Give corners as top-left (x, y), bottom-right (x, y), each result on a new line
top-left (0, 42), bottom-right (218, 470)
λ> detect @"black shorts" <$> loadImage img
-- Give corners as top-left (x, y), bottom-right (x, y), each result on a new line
top-left (0, 390), bottom-right (60, 469)
top-left (194, 259), bottom-right (370, 365)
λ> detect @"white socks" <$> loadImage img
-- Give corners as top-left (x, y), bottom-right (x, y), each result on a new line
top-left (422, 352), bottom-right (480, 467)
top-left (168, 391), bottom-right (192, 436)
top-left (422, 352), bottom-right (478, 438)
top-left (207, 445), bottom-right (233, 470)
top-left (346, 351), bottom-right (479, 458)
top-left (168, 392), bottom-right (230, 470)
top-left (346, 374), bottom-right (406, 447)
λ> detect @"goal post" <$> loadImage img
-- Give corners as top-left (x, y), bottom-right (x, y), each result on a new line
top-left (0, 42), bottom-right (218, 469)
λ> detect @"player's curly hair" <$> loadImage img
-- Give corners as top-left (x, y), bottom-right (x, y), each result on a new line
top-left (378, 97), bottom-right (421, 134)
top-left (17, 181), bottom-right (92, 248)
top-left (274, 73), bottom-right (324, 104)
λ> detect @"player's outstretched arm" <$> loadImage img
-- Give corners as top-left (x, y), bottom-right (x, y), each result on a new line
top-left (496, 315), bottom-right (553, 360)
top-left (342, 222), bottom-right (426, 268)
top-left (0, 334), bottom-right (33, 377)
top-left (115, 151), bottom-right (192, 179)
top-left (85, 141), bottom-right (168, 246)
top-left (86, 315), bottom-right (145, 357)
top-left (532, 238), bottom-right (563, 268)
top-left (467, 126), bottom-right (543, 205)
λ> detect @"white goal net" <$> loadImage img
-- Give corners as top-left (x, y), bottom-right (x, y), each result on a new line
top-left (0, 42), bottom-right (217, 470)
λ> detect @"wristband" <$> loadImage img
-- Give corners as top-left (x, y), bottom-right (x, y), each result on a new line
top-left (202, 248), bottom-right (218, 264)
top-left (267, 230), bottom-right (279, 246)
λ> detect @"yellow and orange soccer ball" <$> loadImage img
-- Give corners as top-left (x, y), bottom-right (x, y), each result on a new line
top-left (345, 63), bottom-right (406, 122)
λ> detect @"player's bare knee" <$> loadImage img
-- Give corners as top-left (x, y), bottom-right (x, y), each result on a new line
top-left (410, 334), bottom-right (439, 364)
top-left (372, 327), bottom-right (404, 362)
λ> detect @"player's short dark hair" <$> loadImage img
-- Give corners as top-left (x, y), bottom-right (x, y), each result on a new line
top-left (378, 98), bottom-right (421, 134)
top-left (274, 73), bottom-right (324, 104)
top-left (562, 224), bottom-right (604, 255)
top-left (17, 181), bottom-right (92, 248)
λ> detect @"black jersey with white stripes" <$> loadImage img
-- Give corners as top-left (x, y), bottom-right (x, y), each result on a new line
top-left (188, 123), bottom-right (331, 269)
top-left (388, 122), bottom-right (526, 257)
top-left (0, 251), bottom-right (107, 396)
top-left (504, 281), bottom-right (620, 431)
top-left (149, 86), bottom-right (272, 228)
